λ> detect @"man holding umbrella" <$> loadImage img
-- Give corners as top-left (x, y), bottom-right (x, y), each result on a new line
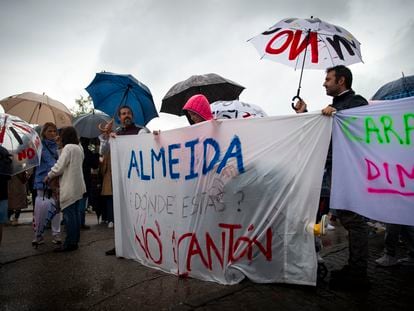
top-left (100, 105), bottom-right (150, 256)
top-left (86, 71), bottom-right (159, 256)
top-left (295, 65), bottom-right (370, 289)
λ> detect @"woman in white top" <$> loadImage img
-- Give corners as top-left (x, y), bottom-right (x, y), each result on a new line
top-left (44, 126), bottom-right (86, 252)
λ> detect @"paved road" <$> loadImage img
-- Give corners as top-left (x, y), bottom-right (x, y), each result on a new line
top-left (1, 214), bottom-right (413, 310)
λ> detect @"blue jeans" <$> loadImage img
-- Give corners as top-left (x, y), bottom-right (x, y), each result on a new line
top-left (0, 200), bottom-right (8, 224)
top-left (63, 200), bottom-right (81, 248)
top-left (78, 197), bottom-right (87, 226)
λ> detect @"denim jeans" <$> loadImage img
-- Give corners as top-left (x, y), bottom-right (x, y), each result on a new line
top-left (78, 197), bottom-right (88, 226)
top-left (63, 200), bottom-right (81, 248)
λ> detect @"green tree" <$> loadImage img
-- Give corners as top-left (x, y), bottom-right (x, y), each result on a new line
top-left (71, 95), bottom-right (94, 117)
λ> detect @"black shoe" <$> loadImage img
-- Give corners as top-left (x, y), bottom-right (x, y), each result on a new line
top-left (331, 265), bottom-right (367, 278)
top-left (330, 276), bottom-right (371, 290)
top-left (105, 248), bottom-right (116, 256)
top-left (330, 265), bottom-right (370, 290)
top-left (54, 245), bottom-right (78, 253)
top-left (32, 239), bottom-right (45, 248)
top-left (81, 225), bottom-right (91, 230)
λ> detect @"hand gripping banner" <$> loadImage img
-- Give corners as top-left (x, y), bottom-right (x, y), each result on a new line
top-left (331, 97), bottom-right (414, 225)
top-left (111, 114), bottom-right (332, 285)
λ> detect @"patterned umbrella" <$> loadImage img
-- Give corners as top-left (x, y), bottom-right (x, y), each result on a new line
top-left (249, 17), bottom-right (363, 109)
top-left (0, 113), bottom-right (42, 175)
top-left (211, 100), bottom-right (267, 119)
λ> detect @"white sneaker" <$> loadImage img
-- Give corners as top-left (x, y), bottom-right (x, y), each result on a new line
top-left (375, 254), bottom-right (399, 267)
top-left (52, 236), bottom-right (62, 245)
top-left (317, 253), bottom-right (325, 264)
top-left (108, 222), bottom-right (114, 229)
top-left (32, 238), bottom-right (45, 246)
top-left (327, 223), bottom-right (335, 231)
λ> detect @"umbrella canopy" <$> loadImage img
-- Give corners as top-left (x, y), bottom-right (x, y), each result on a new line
top-left (73, 111), bottom-right (113, 138)
top-left (211, 100), bottom-right (267, 119)
top-left (85, 72), bottom-right (158, 126)
top-left (371, 74), bottom-right (414, 100)
top-left (0, 92), bottom-right (72, 128)
top-left (249, 17), bottom-right (362, 69)
top-left (249, 17), bottom-right (362, 108)
top-left (161, 73), bottom-right (245, 116)
top-left (0, 113), bottom-right (42, 175)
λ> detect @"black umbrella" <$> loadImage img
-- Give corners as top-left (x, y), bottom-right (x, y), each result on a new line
top-left (371, 74), bottom-right (414, 100)
top-left (161, 73), bottom-right (245, 116)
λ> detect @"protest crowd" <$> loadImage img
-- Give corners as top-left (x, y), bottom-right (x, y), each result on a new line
top-left (1, 63), bottom-right (413, 294)
top-left (1, 15), bottom-right (414, 295)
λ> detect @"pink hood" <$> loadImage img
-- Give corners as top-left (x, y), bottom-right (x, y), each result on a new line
top-left (182, 94), bottom-right (213, 124)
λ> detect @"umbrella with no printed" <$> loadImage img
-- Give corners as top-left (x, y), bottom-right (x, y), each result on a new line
top-left (161, 73), bottom-right (245, 116)
top-left (211, 100), bottom-right (267, 119)
top-left (0, 113), bottom-right (42, 175)
top-left (249, 17), bottom-right (363, 110)
top-left (85, 72), bottom-right (158, 127)
top-left (0, 92), bottom-right (72, 128)
top-left (73, 111), bottom-right (113, 138)
top-left (371, 74), bottom-right (414, 100)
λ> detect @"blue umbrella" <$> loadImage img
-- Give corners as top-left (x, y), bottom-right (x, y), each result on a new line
top-left (371, 74), bottom-right (414, 100)
top-left (85, 72), bottom-right (158, 126)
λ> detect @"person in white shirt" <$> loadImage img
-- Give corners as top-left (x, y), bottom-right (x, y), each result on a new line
top-left (44, 126), bottom-right (86, 252)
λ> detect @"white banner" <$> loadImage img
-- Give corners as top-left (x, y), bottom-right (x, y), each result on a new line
top-left (331, 97), bottom-right (414, 225)
top-left (111, 114), bottom-right (332, 285)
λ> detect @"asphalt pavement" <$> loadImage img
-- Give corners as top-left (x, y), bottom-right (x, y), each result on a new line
top-left (1, 212), bottom-right (413, 311)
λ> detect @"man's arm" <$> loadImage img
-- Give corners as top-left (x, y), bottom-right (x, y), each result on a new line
top-left (322, 105), bottom-right (336, 116)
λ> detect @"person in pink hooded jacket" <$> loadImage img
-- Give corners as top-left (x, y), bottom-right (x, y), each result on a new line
top-left (182, 94), bottom-right (213, 124)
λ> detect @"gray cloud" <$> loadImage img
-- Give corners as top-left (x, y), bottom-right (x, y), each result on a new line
top-left (0, 0), bottom-right (413, 124)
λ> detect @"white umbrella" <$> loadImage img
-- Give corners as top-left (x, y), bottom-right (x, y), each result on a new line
top-left (249, 17), bottom-right (362, 70)
top-left (211, 100), bottom-right (267, 119)
top-left (0, 113), bottom-right (42, 175)
top-left (249, 17), bottom-right (363, 109)
top-left (0, 92), bottom-right (72, 128)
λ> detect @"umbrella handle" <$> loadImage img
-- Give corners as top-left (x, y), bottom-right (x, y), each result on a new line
top-left (98, 118), bottom-right (114, 134)
top-left (291, 95), bottom-right (302, 111)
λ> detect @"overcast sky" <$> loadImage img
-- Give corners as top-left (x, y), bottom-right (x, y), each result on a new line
top-left (0, 0), bottom-right (413, 130)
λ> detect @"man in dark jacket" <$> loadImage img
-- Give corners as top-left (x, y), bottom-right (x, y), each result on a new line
top-left (115, 105), bottom-right (148, 135)
top-left (296, 65), bottom-right (370, 289)
top-left (100, 105), bottom-right (149, 255)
